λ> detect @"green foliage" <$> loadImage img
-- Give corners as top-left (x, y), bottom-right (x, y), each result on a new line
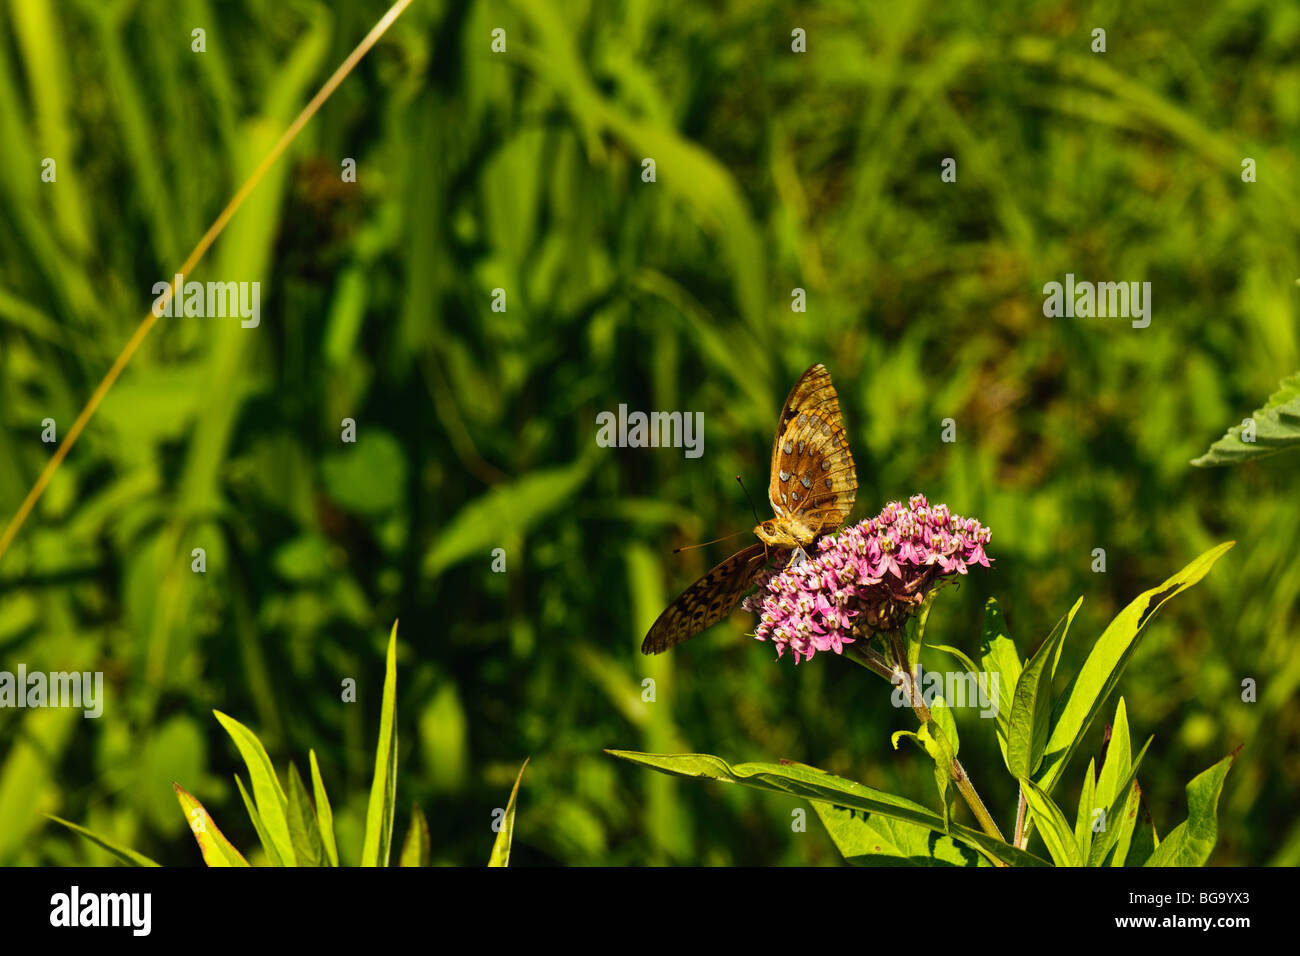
top-left (1006, 598), bottom-right (1078, 779)
top-left (615, 546), bottom-right (1238, 866)
top-left (488, 757), bottom-right (530, 867)
top-left (1193, 372), bottom-right (1300, 466)
top-left (55, 623), bottom-right (529, 867)
top-left (2, 0), bottom-right (1296, 868)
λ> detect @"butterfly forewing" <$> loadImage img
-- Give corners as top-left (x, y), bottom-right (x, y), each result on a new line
top-left (641, 543), bottom-right (773, 655)
top-left (767, 364), bottom-right (857, 532)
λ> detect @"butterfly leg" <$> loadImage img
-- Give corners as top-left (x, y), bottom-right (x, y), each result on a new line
top-left (787, 546), bottom-right (810, 568)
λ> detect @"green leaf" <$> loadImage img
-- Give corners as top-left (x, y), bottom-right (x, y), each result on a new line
top-left (489, 757), bottom-right (530, 867)
top-left (320, 429), bottom-right (408, 516)
top-left (213, 710), bottom-right (295, 866)
top-left (1144, 752), bottom-right (1236, 866)
top-left (361, 621), bottom-right (400, 867)
top-left (1074, 759), bottom-right (1097, 863)
top-left (901, 591), bottom-right (940, 677)
top-left (811, 802), bottom-right (988, 866)
top-left (1034, 543), bottom-right (1234, 797)
top-left (1192, 371), bottom-right (1300, 466)
top-left (891, 719), bottom-right (956, 831)
top-left (978, 598), bottom-right (1021, 766)
top-left (309, 749), bottom-right (339, 867)
top-left (1125, 804), bottom-right (1159, 867)
top-left (235, 775), bottom-right (283, 866)
top-left (423, 455), bottom-right (595, 576)
top-left (1088, 735), bottom-right (1153, 867)
top-left (399, 803), bottom-right (431, 867)
top-left (1007, 598), bottom-right (1081, 778)
top-left (1104, 783), bottom-right (1143, 867)
top-left (172, 783), bottom-right (250, 867)
top-left (286, 763), bottom-right (324, 868)
top-left (926, 676), bottom-right (962, 758)
top-left (607, 750), bottom-right (1050, 867)
top-left (1020, 778), bottom-right (1083, 867)
top-left (1093, 697), bottom-right (1132, 814)
top-left (47, 815), bottom-right (162, 868)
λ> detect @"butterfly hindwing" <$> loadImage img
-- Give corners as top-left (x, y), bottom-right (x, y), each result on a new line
top-left (641, 543), bottom-right (771, 654)
top-left (767, 363), bottom-right (857, 532)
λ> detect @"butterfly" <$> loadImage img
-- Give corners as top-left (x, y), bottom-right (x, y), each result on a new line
top-left (640, 364), bottom-right (858, 654)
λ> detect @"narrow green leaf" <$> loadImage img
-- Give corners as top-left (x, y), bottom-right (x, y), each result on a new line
top-left (1144, 752), bottom-right (1236, 866)
top-left (399, 803), bottom-right (431, 867)
top-left (46, 816), bottom-right (161, 868)
top-left (309, 749), bottom-right (339, 867)
top-left (607, 749), bottom-right (1050, 867)
top-left (1020, 778), bottom-right (1083, 867)
top-left (1034, 543), bottom-right (1234, 797)
top-left (361, 621), bottom-right (400, 867)
top-left (811, 802), bottom-right (988, 866)
top-left (1192, 371), bottom-right (1300, 466)
top-left (1074, 758), bottom-right (1097, 863)
top-left (214, 710), bottom-right (295, 866)
top-left (489, 757), bottom-right (530, 867)
top-left (927, 678), bottom-right (961, 758)
top-left (1007, 598), bottom-right (1081, 778)
top-left (978, 598), bottom-right (1021, 766)
top-left (235, 775), bottom-right (283, 867)
top-left (286, 763), bottom-right (324, 867)
top-left (1104, 782), bottom-right (1143, 867)
top-left (1125, 804), bottom-right (1159, 867)
top-left (892, 719), bottom-right (956, 831)
top-left (1094, 697), bottom-right (1131, 814)
top-left (1088, 735), bottom-right (1153, 866)
top-left (172, 783), bottom-right (251, 867)
top-left (902, 591), bottom-right (940, 677)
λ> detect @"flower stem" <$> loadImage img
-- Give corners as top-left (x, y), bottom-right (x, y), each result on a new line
top-left (1014, 786), bottom-right (1028, 848)
top-left (846, 642), bottom-right (1009, 855)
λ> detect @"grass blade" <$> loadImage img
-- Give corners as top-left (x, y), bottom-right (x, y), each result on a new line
top-left (46, 816), bottom-right (161, 868)
top-left (215, 710), bottom-right (295, 866)
top-left (173, 783), bottom-right (251, 867)
top-left (399, 803), bottom-right (430, 868)
top-left (361, 621), bottom-right (400, 867)
top-left (489, 757), bottom-right (531, 867)
top-left (309, 749), bottom-right (339, 867)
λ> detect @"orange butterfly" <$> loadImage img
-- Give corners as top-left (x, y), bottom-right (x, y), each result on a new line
top-left (641, 364), bottom-right (858, 654)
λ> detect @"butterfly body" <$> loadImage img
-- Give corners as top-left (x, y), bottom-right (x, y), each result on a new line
top-left (641, 364), bottom-right (858, 655)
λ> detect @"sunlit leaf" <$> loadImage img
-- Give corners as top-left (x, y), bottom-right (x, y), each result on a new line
top-left (172, 783), bottom-right (250, 867)
top-left (214, 710), bottom-right (295, 866)
top-left (46, 815), bottom-right (161, 868)
top-left (1192, 372), bottom-right (1300, 466)
top-left (489, 757), bottom-right (531, 867)
top-left (1144, 752), bottom-right (1236, 866)
top-left (608, 750), bottom-right (1049, 867)
top-left (361, 621), bottom-right (400, 867)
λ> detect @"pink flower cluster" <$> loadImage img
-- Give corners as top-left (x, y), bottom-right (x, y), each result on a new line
top-left (747, 495), bottom-right (991, 664)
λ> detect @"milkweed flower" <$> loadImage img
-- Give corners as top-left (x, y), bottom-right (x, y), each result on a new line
top-left (746, 494), bottom-right (991, 663)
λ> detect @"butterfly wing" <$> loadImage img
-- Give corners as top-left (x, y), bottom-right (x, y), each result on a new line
top-left (767, 363), bottom-right (858, 532)
top-left (641, 543), bottom-right (772, 654)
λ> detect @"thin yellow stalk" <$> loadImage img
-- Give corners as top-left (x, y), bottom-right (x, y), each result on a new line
top-left (0, 0), bottom-right (414, 566)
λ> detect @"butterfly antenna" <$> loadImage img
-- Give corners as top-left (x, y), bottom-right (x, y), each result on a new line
top-left (736, 476), bottom-right (762, 526)
top-left (736, 475), bottom-right (771, 562)
top-left (672, 529), bottom-right (747, 554)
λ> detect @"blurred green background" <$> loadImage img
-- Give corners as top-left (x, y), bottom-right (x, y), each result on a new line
top-left (1, 0), bottom-right (1297, 866)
